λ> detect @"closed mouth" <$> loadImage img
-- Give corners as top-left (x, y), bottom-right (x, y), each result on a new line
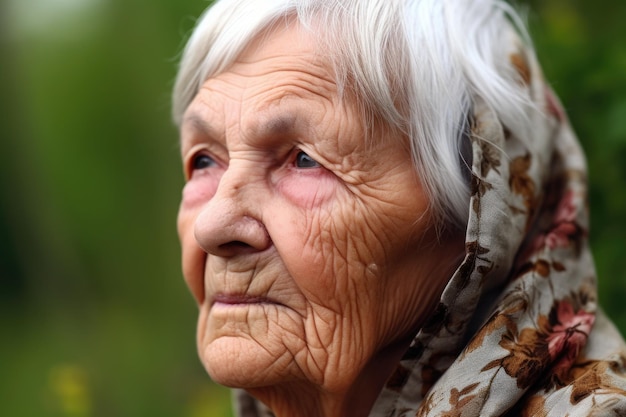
top-left (211, 293), bottom-right (279, 306)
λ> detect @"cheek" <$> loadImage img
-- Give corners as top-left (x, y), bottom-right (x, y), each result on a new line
top-left (271, 172), bottom-right (349, 299)
top-left (270, 196), bottom-right (373, 308)
top-left (178, 174), bottom-right (221, 304)
top-left (274, 169), bottom-right (336, 208)
top-left (177, 207), bottom-right (206, 304)
top-left (181, 172), bottom-right (221, 209)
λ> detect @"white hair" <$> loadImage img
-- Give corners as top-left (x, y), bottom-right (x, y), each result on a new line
top-left (172, 0), bottom-right (538, 231)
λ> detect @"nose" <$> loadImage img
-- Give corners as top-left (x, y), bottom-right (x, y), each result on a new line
top-left (193, 166), bottom-right (272, 257)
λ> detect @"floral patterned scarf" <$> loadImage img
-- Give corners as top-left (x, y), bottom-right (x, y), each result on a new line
top-left (233, 35), bottom-right (626, 417)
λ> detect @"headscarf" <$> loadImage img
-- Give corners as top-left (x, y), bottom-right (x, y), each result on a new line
top-left (232, 25), bottom-right (626, 417)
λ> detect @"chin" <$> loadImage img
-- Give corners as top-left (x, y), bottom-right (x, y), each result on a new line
top-left (196, 299), bottom-right (311, 386)
top-left (199, 335), bottom-right (294, 388)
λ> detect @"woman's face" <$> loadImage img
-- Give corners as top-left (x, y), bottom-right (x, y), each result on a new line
top-left (177, 23), bottom-right (461, 394)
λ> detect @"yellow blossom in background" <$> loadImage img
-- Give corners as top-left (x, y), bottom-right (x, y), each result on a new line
top-left (48, 365), bottom-right (91, 417)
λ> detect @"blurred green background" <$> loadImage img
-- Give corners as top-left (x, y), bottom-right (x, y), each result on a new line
top-left (1, 0), bottom-right (624, 416)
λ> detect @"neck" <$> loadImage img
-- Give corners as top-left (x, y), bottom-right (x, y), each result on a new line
top-left (247, 337), bottom-right (410, 417)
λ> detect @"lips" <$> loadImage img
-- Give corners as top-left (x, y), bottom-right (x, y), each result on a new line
top-left (211, 293), bottom-right (277, 306)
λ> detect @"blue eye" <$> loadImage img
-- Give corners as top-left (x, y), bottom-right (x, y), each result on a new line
top-left (192, 154), bottom-right (215, 170)
top-left (295, 151), bottom-right (320, 168)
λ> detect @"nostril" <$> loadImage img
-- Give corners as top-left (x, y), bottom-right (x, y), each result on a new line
top-left (226, 240), bottom-right (251, 248)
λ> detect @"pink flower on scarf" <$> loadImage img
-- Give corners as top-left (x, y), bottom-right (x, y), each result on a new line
top-left (535, 190), bottom-right (580, 250)
top-left (547, 301), bottom-right (594, 363)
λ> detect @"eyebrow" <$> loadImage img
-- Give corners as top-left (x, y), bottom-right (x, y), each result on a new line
top-left (255, 115), bottom-right (299, 138)
top-left (184, 112), bottom-right (303, 140)
top-left (183, 114), bottom-right (219, 139)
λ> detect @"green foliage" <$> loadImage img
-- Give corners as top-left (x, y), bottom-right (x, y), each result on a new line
top-left (1, 0), bottom-right (624, 415)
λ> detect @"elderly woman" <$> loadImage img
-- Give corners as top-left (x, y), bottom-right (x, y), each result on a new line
top-left (173, 0), bottom-right (626, 415)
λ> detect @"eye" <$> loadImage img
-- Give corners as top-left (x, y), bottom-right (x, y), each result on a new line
top-left (192, 153), bottom-right (216, 171)
top-left (295, 151), bottom-right (320, 169)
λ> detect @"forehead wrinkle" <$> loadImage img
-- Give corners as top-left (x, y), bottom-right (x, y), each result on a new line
top-left (226, 52), bottom-right (338, 100)
top-left (182, 36), bottom-right (342, 151)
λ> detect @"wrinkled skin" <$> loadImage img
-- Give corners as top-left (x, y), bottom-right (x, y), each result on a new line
top-left (177, 23), bottom-right (464, 417)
